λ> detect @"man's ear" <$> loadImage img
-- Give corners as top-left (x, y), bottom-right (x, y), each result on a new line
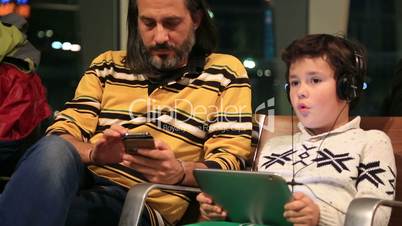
top-left (192, 10), bottom-right (202, 30)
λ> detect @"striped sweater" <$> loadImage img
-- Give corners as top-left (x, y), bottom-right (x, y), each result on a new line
top-left (46, 50), bottom-right (253, 225)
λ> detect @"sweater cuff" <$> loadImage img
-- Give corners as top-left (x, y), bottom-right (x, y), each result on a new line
top-left (319, 203), bottom-right (342, 225)
top-left (203, 160), bottom-right (222, 169)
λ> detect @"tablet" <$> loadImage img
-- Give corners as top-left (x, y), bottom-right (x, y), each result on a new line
top-left (193, 169), bottom-right (292, 226)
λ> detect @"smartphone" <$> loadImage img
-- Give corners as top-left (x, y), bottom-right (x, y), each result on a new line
top-left (122, 132), bottom-right (155, 154)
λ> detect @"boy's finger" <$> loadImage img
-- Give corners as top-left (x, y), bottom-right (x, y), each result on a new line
top-left (284, 200), bottom-right (306, 211)
top-left (283, 209), bottom-right (304, 218)
top-left (286, 215), bottom-right (310, 224)
top-left (196, 193), bottom-right (213, 204)
top-left (292, 192), bottom-right (305, 200)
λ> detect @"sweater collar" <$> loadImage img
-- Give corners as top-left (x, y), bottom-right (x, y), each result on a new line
top-left (147, 55), bottom-right (205, 86)
top-left (298, 116), bottom-right (361, 140)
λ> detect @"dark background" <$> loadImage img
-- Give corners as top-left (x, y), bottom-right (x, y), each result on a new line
top-left (13, 0), bottom-right (402, 115)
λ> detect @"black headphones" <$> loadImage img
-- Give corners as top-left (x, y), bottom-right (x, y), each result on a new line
top-left (336, 50), bottom-right (365, 101)
top-left (285, 43), bottom-right (365, 103)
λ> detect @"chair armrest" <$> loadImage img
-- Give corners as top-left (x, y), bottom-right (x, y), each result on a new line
top-left (344, 198), bottom-right (402, 226)
top-left (118, 183), bottom-right (201, 226)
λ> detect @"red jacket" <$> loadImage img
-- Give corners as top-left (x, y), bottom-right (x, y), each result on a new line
top-left (0, 62), bottom-right (51, 141)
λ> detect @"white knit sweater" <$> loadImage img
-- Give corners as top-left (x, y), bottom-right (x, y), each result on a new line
top-left (257, 117), bottom-right (396, 226)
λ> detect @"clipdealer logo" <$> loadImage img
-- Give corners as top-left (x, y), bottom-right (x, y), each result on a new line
top-left (254, 97), bottom-right (275, 133)
top-left (127, 98), bottom-right (250, 132)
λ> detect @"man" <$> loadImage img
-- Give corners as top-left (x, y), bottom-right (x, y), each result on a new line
top-left (0, 0), bottom-right (253, 226)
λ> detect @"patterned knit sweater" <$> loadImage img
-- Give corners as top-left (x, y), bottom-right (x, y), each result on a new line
top-left (257, 117), bottom-right (396, 226)
top-left (47, 50), bottom-right (253, 225)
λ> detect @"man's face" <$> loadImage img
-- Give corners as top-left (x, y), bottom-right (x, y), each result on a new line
top-left (137, 0), bottom-right (201, 71)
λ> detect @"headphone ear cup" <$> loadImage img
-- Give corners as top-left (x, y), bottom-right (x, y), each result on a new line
top-left (337, 75), bottom-right (358, 101)
top-left (337, 75), bottom-right (348, 100)
top-left (285, 83), bottom-right (291, 102)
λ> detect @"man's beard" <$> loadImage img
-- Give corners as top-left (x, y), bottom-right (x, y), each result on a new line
top-left (140, 30), bottom-right (196, 72)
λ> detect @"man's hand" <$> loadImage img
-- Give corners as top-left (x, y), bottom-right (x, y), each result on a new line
top-left (284, 192), bottom-right (320, 226)
top-left (59, 124), bottom-right (127, 164)
top-left (121, 139), bottom-right (185, 185)
top-left (197, 192), bottom-right (227, 221)
top-left (90, 124), bottom-right (127, 164)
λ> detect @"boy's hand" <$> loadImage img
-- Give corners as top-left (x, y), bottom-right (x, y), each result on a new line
top-left (197, 192), bottom-right (227, 221)
top-left (284, 192), bottom-right (320, 226)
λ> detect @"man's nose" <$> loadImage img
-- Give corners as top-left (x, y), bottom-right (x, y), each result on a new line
top-left (154, 25), bottom-right (169, 44)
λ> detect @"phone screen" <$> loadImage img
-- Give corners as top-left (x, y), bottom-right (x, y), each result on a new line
top-left (122, 132), bottom-right (155, 154)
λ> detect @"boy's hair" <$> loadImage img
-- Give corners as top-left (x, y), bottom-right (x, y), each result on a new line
top-left (281, 34), bottom-right (367, 107)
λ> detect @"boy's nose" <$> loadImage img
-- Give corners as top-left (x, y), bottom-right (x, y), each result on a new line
top-left (297, 84), bottom-right (308, 99)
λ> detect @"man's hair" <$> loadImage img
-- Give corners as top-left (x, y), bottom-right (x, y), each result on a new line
top-left (281, 33), bottom-right (367, 106)
top-left (125, 0), bottom-right (218, 73)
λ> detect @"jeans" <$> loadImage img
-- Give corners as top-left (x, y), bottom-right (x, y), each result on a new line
top-left (0, 135), bottom-right (150, 226)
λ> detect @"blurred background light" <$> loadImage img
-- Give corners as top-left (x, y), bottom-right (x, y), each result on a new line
top-left (243, 58), bottom-right (256, 69)
top-left (51, 41), bottom-right (62, 50)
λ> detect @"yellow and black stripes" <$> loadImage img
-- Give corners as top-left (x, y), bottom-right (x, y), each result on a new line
top-left (51, 114), bottom-right (93, 141)
top-left (63, 97), bottom-right (101, 117)
top-left (144, 204), bottom-right (169, 226)
top-left (95, 109), bottom-right (210, 147)
top-left (207, 114), bottom-right (253, 138)
top-left (204, 147), bottom-right (248, 170)
top-left (46, 50), bottom-right (252, 225)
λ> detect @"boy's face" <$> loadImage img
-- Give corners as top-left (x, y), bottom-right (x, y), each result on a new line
top-left (288, 57), bottom-right (349, 134)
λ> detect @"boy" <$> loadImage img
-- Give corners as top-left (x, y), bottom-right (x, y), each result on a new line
top-left (196, 34), bottom-right (396, 226)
